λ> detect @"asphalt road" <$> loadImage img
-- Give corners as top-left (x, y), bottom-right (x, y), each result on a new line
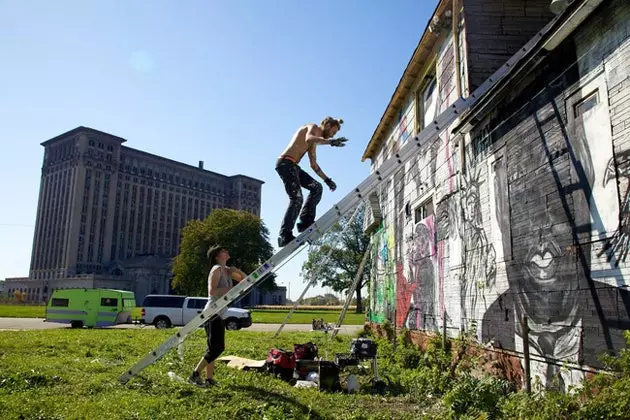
top-left (0, 317), bottom-right (362, 335)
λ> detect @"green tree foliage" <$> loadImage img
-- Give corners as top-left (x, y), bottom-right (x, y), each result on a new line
top-left (301, 207), bottom-right (371, 312)
top-left (171, 209), bottom-right (276, 296)
top-left (302, 294), bottom-right (342, 306)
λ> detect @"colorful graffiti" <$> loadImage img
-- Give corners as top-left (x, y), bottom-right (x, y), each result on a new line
top-left (369, 225), bottom-right (396, 324)
top-left (366, 0), bottom-right (630, 394)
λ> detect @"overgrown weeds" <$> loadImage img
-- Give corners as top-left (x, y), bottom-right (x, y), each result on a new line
top-left (361, 325), bottom-right (630, 419)
top-left (2, 327), bottom-right (630, 419)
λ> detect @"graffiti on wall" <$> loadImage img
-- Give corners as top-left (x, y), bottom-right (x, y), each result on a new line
top-left (399, 215), bottom-right (437, 330)
top-left (406, 139), bottom-right (441, 200)
top-left (599, 149), bottom-right (630, 263)
top-left (461, 164), bottom-right (496, 329)
top-left (481, 71), bottom-right (630, 390)
top-left (368, 3), bottom-right (630, 392)
top-left (369, 224), bottom-right (396, 324)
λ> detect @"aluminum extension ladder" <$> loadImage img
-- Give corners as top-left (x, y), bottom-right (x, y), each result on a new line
top-left (118, 15), bottom-right (559, 384)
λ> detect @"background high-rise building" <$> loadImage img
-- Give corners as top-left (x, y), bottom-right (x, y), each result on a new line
top-left (5, 126), bottom-right (268, 304)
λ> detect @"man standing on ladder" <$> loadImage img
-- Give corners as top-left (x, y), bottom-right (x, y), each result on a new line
top-left (276, 116), bottom-right (349, 247)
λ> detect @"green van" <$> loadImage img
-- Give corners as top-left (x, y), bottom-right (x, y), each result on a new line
top-left (45, 288), bottom-right (136, 328)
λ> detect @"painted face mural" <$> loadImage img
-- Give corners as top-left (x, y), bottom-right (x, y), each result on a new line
top-left (482, 69), bottom-right (630, 392)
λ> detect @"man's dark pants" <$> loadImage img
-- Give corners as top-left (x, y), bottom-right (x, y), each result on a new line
top-left (275, 158), bottom-right (323, 240)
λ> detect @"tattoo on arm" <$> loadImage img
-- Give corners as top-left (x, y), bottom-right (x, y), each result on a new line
top-left (308, 147), bottom-right (328, 180)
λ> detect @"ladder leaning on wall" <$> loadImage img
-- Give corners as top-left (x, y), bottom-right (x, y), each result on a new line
top-left (117, 15), bottom-right (562, 384)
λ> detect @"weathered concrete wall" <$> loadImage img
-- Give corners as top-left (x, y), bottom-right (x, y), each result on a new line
top-left (368, 0), bottom-right (630, 392)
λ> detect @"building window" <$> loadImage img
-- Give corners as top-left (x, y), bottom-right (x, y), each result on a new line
top-left (416, 73), bottom-right (438, 132)
top-left (574, 90), bottom-right (599, 118)
top-left (414, 198), bottom-right (434, 224)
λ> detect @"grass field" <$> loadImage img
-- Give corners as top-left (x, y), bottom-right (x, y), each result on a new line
top-left (2, 325), bottom-right (628, 418)
top-left (251, 309), bottom-right (364, 325)
top-left (0, 304), bottom-right (365, 325)
top-left (0, 328), bottom-right (427, 419)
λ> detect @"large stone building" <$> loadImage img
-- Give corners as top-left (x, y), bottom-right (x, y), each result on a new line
top-left (5, 126), bottom-right (265, 304)
top-left (364, 0), bottom-right (630, 392)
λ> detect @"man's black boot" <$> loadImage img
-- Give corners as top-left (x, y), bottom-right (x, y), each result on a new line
top-left (296, 221), bottom-right (313, 233)
top-left (278, 232), bottom-right (296, 248)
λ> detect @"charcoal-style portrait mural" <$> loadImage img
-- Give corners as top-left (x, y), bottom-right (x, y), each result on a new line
top-left (404, 217), bottom-right (437, 330)
top-left (599, 150), bottom-right (630, 264)
top-left (481, 73), bottom-right (630, 391)
top-left (461, 164), bottom-right (496, 328)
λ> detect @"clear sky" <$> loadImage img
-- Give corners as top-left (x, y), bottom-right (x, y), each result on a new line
top-left (0, 0), bottom-right (436, 300)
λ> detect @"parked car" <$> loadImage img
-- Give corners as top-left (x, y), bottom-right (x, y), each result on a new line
top-left (140, 294), bottom-right (252, 330)
top-left (45, 288), bottom-right (136, 328)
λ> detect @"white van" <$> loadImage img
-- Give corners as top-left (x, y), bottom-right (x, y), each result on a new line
top-left (140, 294), bottom-right (252, 330)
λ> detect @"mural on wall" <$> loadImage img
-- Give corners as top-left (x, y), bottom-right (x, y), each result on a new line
top-left (367, 0), bottom-right (630, 393)
top-left (598, 145), bottom-right (630, 264)
top-left (406, 139), bottom-right (441, 201)
top-left (481, 72), bottom-right (630, 391)
top-left (400, 215), bottom-right (437, 330)
top-left (394, 168), bottom-right (407, 263)
top-left (369, 223), bottom-right (396, 324)
top-left (436, 200), bottom-right (453, 319)
top-left (461, 163), bottom-right (496, 330)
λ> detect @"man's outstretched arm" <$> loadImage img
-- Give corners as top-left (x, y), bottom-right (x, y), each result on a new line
top-left (308, 147), bottom-right (337, 191)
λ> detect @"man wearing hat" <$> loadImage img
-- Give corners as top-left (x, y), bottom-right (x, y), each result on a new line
top-left (189, 245), bottom-right (247, 387)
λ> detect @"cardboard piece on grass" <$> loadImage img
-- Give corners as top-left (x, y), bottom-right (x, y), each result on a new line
top-left (217, 355), bottom-right (266, 371)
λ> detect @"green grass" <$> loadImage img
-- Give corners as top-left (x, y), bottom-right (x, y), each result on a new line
top-left (0, 304), bottom-right (45, 318)
top-left (251, 309), bottom-right (365, 325)
top-left (0, 328), bottom-right (426, 419)
top-left (0, 304), bottom-right (365, 325)
top-left (0, 304), bottom-right (143, 320)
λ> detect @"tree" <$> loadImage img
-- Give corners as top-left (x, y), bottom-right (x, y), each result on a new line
top-left (302, 294), bottom-right (342, 306)
top-left (171, 209), bottom-right (277, 296)
top-left (301, 207), bottom-right (371, 313)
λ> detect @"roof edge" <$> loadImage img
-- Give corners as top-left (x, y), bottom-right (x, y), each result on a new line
top-left (41, 126), bottom-right (127, 147)
top-left (361, 0), bottom-right (449, 162)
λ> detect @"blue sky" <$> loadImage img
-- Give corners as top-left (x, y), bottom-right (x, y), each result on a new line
top-left (0, 0), bottom-right (436, 300)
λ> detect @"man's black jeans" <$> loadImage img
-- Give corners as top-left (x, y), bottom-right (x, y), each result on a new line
top-left (275, 158), bottom-right (323, 238)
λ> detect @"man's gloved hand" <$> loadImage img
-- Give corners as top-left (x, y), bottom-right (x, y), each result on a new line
top-left (325, 178), bottom-right (337, 191)
top-left (329, 137), bottom-right (349, 147)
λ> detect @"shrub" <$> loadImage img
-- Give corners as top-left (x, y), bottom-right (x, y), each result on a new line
top-left (443, 373), bottom-right (512, 419)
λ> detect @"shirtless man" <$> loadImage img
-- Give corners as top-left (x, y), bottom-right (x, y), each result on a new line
top-left (275, 116), bottom-right (348, 247)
